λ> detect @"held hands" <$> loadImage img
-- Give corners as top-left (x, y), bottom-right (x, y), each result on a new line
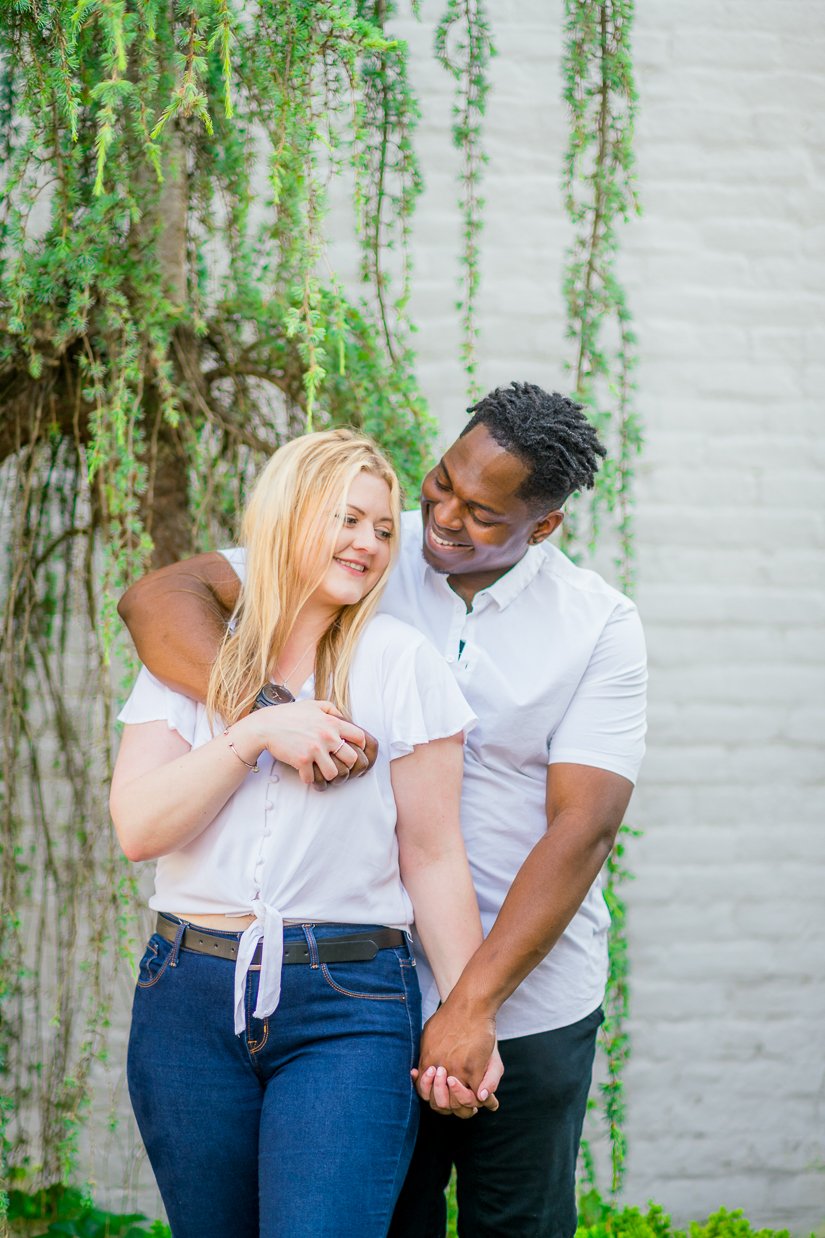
top-left (412, 1044), bottom-right (504, 1120)
top-left (412, 1003), bottom-right (504, 1119)
top-left (311, 725), bottom-right (378, 790)
top-left (236, 700), bottom-right (377, 787)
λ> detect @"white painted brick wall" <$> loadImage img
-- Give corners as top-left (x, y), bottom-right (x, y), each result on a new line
top-left (624, 1), bottom-right (823, 1224)
top-left (376, 0), bottom-right (825, 1229)
top-left (88, 2), bottom-right (825, 1230)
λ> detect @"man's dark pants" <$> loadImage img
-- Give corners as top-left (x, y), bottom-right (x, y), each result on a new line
top-left (389, 1006), bottom-right (603, 1238)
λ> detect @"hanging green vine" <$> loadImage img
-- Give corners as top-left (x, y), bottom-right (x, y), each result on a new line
top-left (355, 1), bottom-right (422, 355)
top-left (561, 0), bottom-right (642, 1198)
top-left (435, 0), bottom-right (495, 399)
top-left (348, 0), bottom-right (433, 452)
top-left (0, 0), bottom-right (437, 1211)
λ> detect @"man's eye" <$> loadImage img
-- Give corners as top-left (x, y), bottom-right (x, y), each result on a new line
top-left (471, 511), bottom-right (495, 527)
top-left (434, 474), bottom-right (449, 491)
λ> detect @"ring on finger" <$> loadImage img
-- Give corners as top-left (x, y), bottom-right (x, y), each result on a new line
top-left (331, 738), bottom-right (347, 756)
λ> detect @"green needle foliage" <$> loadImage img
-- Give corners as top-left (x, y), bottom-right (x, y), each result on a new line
top-left (0, 0), bottom-right (437, 1199)
top-left (0, 0), bottom-right (647, 1217)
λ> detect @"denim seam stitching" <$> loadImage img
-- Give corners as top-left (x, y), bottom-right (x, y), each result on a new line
top-left (247, 1015), bottom-right (269, 1055)
top-left (244, 969), bottom-right (259, 1051)
top-left (319, 960), bottom-right (406, 1002)
top-left (385, 955), bottom-right (418, 1213)
top-left (136, 940), bottom-right (174, 989)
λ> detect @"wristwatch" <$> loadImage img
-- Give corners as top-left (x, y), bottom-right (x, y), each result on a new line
top-left (251, 682), bottom-right (295, 710)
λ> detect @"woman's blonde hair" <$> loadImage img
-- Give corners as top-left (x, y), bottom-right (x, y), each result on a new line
top-left (207, 428), bottom-right (401, 724)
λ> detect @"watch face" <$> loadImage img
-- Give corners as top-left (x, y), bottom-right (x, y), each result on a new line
top-left (255, 683), bottom-right (295, 709)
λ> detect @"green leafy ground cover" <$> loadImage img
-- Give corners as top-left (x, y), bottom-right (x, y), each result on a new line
top-left (444, 1180), bottom-right (809, 1238)
top-left (6, 1187), bottom-right (169, 1238)
top-left (7, 1183), bottom-right (811, 1238)
top-left (574, 1191), bottom-right (803, 1238)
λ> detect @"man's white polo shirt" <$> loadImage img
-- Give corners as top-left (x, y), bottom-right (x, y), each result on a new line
top-left (381, 510), bottom-right (647, 1039)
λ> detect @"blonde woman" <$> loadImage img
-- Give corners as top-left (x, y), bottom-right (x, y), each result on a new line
top-left (110, 430), bottom-right (496, 1238)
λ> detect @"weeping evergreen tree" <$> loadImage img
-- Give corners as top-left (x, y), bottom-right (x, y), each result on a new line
top-left (0, 0), bottom-right (641, 1213)
top-left (0, 0), bottom-right (435, 1192)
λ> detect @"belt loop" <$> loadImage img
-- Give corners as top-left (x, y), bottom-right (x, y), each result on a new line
top-left (169, 918), bottom-right (186, 968)
top-left (302, 923), bottom-right (319, 969)
top-left (404, 930), bottom-right (415, 963)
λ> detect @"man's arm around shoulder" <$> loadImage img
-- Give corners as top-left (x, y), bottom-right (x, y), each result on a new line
top-left (118, 552), bottom-right (240, 701)
top-left (118, 551), bottom-right (379, 784)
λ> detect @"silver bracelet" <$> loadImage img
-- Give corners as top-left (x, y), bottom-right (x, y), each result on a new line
top-left (223, 727), bottom-right (260, 774)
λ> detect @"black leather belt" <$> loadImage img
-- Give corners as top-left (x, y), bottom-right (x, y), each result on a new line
top-left (155, 915), bottom-right (406, 966)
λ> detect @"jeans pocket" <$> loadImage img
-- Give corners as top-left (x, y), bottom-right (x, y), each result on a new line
top-left (136, 934), bottom-right (174, 989)
top-left (320, 949), bottom-right (408, 1003)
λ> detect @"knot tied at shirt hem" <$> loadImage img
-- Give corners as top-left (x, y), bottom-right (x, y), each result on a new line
top-left (233, 897), bottom-right (284, 1036)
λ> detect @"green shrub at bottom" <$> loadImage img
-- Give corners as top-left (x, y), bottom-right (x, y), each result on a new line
top-left (6, 1186), bottom-right (170, 1238)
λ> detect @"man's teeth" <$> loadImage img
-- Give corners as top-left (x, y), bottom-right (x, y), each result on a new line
top-left (432, 531), bottom-right (465, 548)
top-left (336, 558), bottom-right (366, 572)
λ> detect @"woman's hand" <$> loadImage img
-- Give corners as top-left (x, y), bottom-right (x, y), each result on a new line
top-left (234, 700), bottom-right (368, 786)
top-left (111, 701), bottom-right (373, 862)
top-left (412, 1043), bottom-right (504, 1119)
top-left (311, 727), bottom-right (379, 790)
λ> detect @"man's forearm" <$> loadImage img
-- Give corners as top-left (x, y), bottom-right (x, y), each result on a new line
top-left (416, 810), bottom-right (614, 1090)
top-left (442, 764), bottom-right (634, 1021)
top-left (118, 556), bottom-right (238, 700)
top-left (443, 813), bottom-right (615, 1020)
top-left (118, 553), bottom-right (379, 783)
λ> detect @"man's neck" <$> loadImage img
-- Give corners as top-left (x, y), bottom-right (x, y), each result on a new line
top-left (447, 564), bottom-right (515, 610)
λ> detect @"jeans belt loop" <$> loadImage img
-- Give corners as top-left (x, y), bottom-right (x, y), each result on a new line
top-left (302, 923), bottom-right (320, 970)
top-left (168, 918), bottom-right (186, 968)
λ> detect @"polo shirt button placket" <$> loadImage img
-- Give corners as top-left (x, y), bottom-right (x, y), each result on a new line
top-left (445, 597), bottom-right (465, 668)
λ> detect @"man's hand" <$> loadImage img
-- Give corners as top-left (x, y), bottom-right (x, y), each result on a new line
top-left (310, 727), bottom-right (379, 790)
top-left (415, 999), bottom-right (498, 1109)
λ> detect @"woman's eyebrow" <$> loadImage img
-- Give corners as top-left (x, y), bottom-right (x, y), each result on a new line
top-left (347, 504), bottom-right (393, 523)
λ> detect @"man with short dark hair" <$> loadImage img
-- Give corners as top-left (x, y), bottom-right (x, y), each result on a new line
top-left (119, 382), bottom-right (646, 1237)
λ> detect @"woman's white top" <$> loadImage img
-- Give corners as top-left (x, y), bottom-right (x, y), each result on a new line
top-left (118, 613), bottom-right (476, 1033)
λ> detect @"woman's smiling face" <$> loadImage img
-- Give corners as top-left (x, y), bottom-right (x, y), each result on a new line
top-left (311, 470), bottom-right (395, 610)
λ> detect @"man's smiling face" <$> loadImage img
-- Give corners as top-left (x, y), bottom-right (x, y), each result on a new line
top-left (419, 424), bottom-right (563, 586)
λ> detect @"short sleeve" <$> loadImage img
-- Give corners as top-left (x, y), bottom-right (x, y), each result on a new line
top-left (118, 667), bottom-right (199, 748)
top-left (547, 602), bottom-right (647, 784)
top-left (219, 546), bottom-right (247, 584)
top-left (381, 634), bottom-right (476, 761)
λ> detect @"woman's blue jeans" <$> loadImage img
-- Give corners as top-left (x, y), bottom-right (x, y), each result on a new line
top-left (128, 917), bottom-right (421, 1238)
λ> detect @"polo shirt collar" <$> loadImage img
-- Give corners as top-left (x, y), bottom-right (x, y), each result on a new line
top-left (424, 543), bottom-right (545, 613)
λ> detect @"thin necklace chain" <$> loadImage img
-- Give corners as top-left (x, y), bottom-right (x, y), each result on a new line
top-left (273, 636), bottom-right (318, 688)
